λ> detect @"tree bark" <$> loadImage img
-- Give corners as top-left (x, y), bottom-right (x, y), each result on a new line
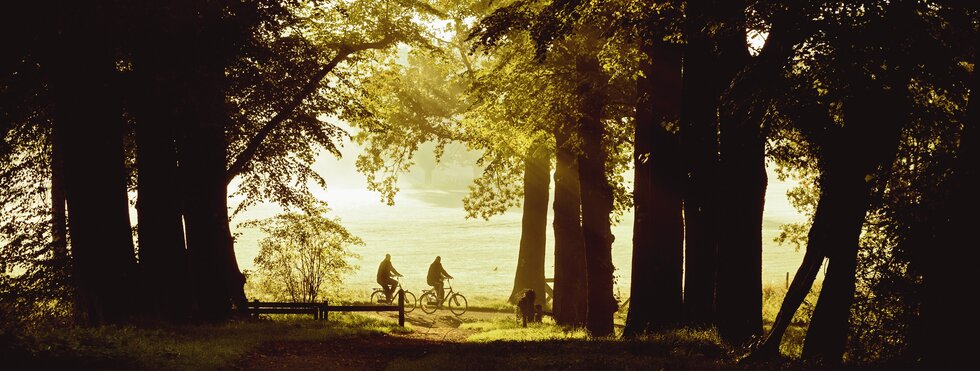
top-left (919, 33), bottom-right (978, 367)
top-left (45, 5), bottom-right (139, 324)
top-left (802, 81), bottom-right (904, 363)
top-left (714, 0), bottom-right (792, 344)
top-left (49, 127), bottom-right (75, 320)
top-left (575, 54), bottom-right (617, 337)
top-left (50, 132), bottom-right (68, 262)
top-left (624, 43), bottom-right (684, 336)
top-left (552, 118), bottom-right (588, 327)
top-left (131, 40), bottom-right (191, 321)
top-left (752, 81), bottom-right (904, 362)
top-left (716, 65), bottom-right (766, 346)
top-left (510, 141), bottom-right (551, 307)
top-left (178, 63), bottom-right (247, 321)
top-left (681, 0), bottom-right (721, 326)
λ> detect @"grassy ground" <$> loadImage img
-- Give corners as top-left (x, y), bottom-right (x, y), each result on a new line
top-left (3, 284), bottom-right (828, 370)
top-left (3, 314), bottom-right (407, 370)
top-left (388, 318), bottom-right (776, 371)
top-left (3, 313), bottom-right (859, 370)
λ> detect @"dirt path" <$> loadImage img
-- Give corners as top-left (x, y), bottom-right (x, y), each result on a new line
top-left (233, 309), bottom-right (514, 370)
top-left (366, 309), bottom-right (512, 342)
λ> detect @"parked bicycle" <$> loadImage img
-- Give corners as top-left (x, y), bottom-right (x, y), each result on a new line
top-left (419, 279), bottom-right (467, 316)
top-left (370, 277), bottom-right (417, 313)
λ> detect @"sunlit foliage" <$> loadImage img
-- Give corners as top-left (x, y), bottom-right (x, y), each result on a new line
top-left (245, 208), bottom-right (363, 303)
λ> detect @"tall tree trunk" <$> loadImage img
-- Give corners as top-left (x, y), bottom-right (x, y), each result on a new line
top-left (552, 119), bottom-right (588, 327)
top-left (50, 133), bottom-right (68, 263)
top-left (802, 82), bottom-right (904, 363)
top-left (624, 43), bottom-right (684, 336)
top-left (920, 35), bottom-right (978, 367)
top-left (748, 106), bottom-right (851, 359)
top-left (178, 63), bottom-right (246, 321)
top-left (159, 2), bottom-right (249, 321)
top-left (510, 141), bottom-right (551, 307)
top-left (714, 0), bottom-right (766, 345)
top-left (46, 5), bottom-right (138, 324)
top-left (751, 166), bottom-right (881, 358)
top-left (681, 0), bottom-right (721, 326)
top-left (752, 82), bottom-right (904, 361)
top-left (49, 131), bottom-right (75, 319)
top-left (132, 42), bottom-right (191, 322)
top-left (575, 54), bottom-right (617, 337)
top-left (716, 76), bottom-right (766, 346)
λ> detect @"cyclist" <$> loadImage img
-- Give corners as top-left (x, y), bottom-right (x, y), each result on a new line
top-left (427, 256), bottom-right (453, 303)
top-left (376, 254), bottom-right (402, 301)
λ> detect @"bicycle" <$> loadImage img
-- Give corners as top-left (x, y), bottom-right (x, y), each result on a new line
top-left (419, 279), bottom-right (467, 316)
top-left (370, 277), bottom-right (417, 313)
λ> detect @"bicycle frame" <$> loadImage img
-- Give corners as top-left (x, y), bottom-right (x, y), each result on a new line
top-left (424, 279), bottom-right (457, 305)
top-left (374, 277), bottom-right (404, 303)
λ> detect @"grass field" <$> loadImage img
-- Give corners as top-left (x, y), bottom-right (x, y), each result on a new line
top-left (2, 284), bottom-right (829, 370)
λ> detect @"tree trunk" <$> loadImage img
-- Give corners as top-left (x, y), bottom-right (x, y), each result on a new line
top-left (510, 141), bottom-right (551, 307)
top-left (552, 118), bottom-right (588, 327)
top-left (802, 82), bottom-right (904, 363)
top-left (919, 36), bottom-right (978, 367)
top-left (752, 81), bottom-right (904, 362)
top-left (49, 129), bottom-right (75, 320)
top-left (50, 133), bottom-right (68, 263)
top-left (46, 7), bottom-right (139, 324)
top-left (716, 79), bottom-right (766, 346)
top-left (178, 65), bottom-right (247, 321)
top-left (132, 43), bottom-right (191, 322)
top-left (575, 54), bottom-right (617, 337)
top-left (681, 0), bottom-right (721, 326)
top-left (713, 0), bottom-right (767, 345)
top-left (624, 44), bottom-right (684, 336)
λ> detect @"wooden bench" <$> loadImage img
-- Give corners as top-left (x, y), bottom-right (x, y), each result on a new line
top-left (248, 301), bottom-right (323, 319)
top-left (248, 290), bottom-right (407, 326)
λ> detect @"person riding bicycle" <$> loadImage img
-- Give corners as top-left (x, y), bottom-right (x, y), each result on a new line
top-left (427, 256), bottom-right (453, 304)
top-left (377, 254), bottom-right (402, 301)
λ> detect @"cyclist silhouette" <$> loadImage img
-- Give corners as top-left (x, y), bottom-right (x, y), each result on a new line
top-left (427, 256), bottom-right (453, 302)
top-left (376, 254), bottom-right (402, 301)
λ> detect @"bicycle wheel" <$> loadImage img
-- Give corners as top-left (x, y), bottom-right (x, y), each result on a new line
top-left (448, 293), bottom-right (468, 316)
top-left (419, 292), bottom-right (439, 314)
top-left (370, 290), bottom-right (387, 304)
top-left (402, 291), bottom-right (417, 313)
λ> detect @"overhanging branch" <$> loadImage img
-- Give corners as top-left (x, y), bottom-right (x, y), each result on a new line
top-left (225, 34), bottom-right (398, 185)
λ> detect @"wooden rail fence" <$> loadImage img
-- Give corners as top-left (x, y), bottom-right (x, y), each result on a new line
top-left (248, 289), bottom-right (406, 326)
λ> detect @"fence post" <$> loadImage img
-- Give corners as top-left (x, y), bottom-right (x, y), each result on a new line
top-left (323, 298), bottom-right (329, 321)
top-left (398, 289), bottom-right (405, 327)
top-left (252, 299), bottom-right (259, 318)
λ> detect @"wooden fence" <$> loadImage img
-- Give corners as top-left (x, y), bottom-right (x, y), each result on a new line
top-left (248, 289), bottom-right (406, 326)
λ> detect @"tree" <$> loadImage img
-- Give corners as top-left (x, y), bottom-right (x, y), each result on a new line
top-left (712, 0), bottom-right (764, 344)
top-left (247, 210), bottom-right (363, 303)
top-left (128, 2), bottom-right (192, 321)
top-left (41, 3), bottom-right (139, 325)
top-left (625, 40), bottom-right (684, 335)
top-left (510, 142), bottom-right (552, 306)
top-left (574, 49), bottom-right (618, 337)
top-left (680, 0), bottom-right (722, 327)
top-left (753, 0), bottom-right (944, 363)
top-left (552, 117), bottom-right (588, 326)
